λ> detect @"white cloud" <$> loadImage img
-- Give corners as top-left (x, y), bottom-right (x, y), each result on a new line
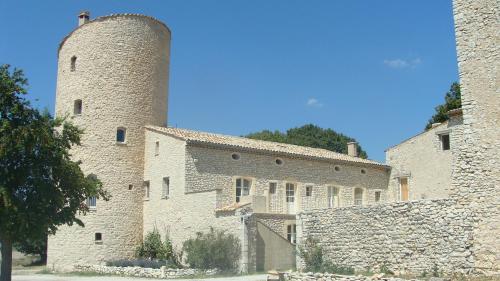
top-left (306, 98), bottom-right (323, 108)
top-left (383, 58), bottom-right (422, 69)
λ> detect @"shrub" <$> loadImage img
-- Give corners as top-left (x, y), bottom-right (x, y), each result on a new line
top-left (135, 228), bottom-right (181, 267)
top-left (182, 227), bottom-right (241, 271)
top-left (298, 237), bottom-right (354, 275)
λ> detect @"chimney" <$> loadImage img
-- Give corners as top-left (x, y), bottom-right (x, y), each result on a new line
top-left (78, 11), bottom-right (90, 26)
top-left (347, 142), bottom-right (358, 157)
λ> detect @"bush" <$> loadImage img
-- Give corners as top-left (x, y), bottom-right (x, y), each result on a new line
top-left (135, 228), bottom-right (181, 267)
top-left (298, 238), bottom-right (354, 275)
top-left (182, 227), bottom-right (240, 271)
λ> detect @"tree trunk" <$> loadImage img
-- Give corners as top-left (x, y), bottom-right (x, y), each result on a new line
top-left (0, 236), bottom-right (12, 281)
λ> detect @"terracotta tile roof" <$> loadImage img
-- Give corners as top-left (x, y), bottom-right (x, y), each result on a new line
top-left (145, 126), bottom-right (388, 168)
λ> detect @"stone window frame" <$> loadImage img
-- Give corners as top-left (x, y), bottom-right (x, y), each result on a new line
top-left (143, 180), bottom-right (150, 201)
top-left (162, 177), bottom-right (170, 199)
top-left (353, 187), bottom-right (365, 206)
top-left (155, 141), bottom-right (160, 156)
top-left (70, 56), bottom-right (77, 72)
top-left (234, 176), bottom-right (254, 203)
top-left (374, 190), bottom-right (382, 203)
top-left (73, 99), bottom-right (82, 116)
top-left (327, 185), bottom-right (341, 208)
top-left (435, 129), bottom-right (452, 151)
top-left (286, 223), bottom-right (297, 244)
top-left (116, 127), bottom-right (127, 144)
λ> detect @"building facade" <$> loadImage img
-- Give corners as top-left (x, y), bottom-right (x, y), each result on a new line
top-left (386, 112), bottom-right (463, 202)
top-left (47, 12), bottom-right (390, 272)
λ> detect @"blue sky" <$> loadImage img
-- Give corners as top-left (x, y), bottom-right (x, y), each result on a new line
top-left (0, 1), bottom-right (459, 162)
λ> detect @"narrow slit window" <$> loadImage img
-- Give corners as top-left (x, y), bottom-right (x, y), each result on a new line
top-left (143, 181), bottom-right (150, 199)
top-left (71, 56), bottom-right (77, 72)
top-left (269, 182), bottom-right (277, 194)
top-left (155, 141), bottom-right (160, 156)
top-left (74, 99), bottom-right (82, 115)
top-left (162, 177), bottom-right (170, 199)
top-left (306, 186), bottom-right (313, 197)
top-left (440, 134), bottom-right (450, 150)
top-left (375, 191), bottom-right (381, 202)
top-left (116, 128), bottom-right (126, 143)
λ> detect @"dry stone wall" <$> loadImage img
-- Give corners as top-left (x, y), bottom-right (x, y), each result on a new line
top-left (297, 199), bottom-right (474, 275)
top-left (452, 0), bottom-right (500, 274)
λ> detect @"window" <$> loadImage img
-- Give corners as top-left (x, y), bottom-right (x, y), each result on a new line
top-left (440, 134), bottom-right (450, 150)
top-left (334, 166), bottom-right (341, 172)
top-left (235, 178), bottom-right (251, 203)
top-left (73, 99), bottom-right (82, 115)
top-left (306, 185), bottom-right (313, 197)
top-left (354, 188), bottom-right (363, 206)
top-left (269, 182), bottom-right (277, 194)
top-left (86, 196), bottom-right (96, 209)
top-left (162, 177), bottom-right (170, 199)
top-left (128, 184), bottom-right (133, 190)
top-left (95, 232), bottom-right (102, 242)
top-left (275, 158), bottom-right (283, 165)
top-left (155, 141), bottom-right (160, 156)
top-left (287, 224), bottom-right (297, 244)
top-left (375, 191), bottom-right (381, 202)
top-left (361, 169), bottom-right (366, 174)
top-left (286, 183), bottom-right (295, 203)
top-left (116, 128), bottom-right (126, 143)
top-left (400, 177), bottom-right (409, 201)
top-left (143, 181), bottom-right (150, 199)
top-left (70, 56), bottom-right (77, 72)
top-left (231, 153), bottom-right (240, 160)
top-left (327, 186), bottom-right (339, 208)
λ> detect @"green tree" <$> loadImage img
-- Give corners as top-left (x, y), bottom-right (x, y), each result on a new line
top-left (425, 82), bottom-right (461, 130)
top-left (245, 124), bottom-right (368, 159)
top-left (0, 65), bottom-right (108, 281)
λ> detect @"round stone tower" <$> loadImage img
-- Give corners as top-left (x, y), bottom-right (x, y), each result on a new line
top-left (47, 12), bottom-right (170, 270)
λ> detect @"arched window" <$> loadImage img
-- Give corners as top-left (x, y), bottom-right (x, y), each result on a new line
top-left (71, 56), bottom-right (77, 72)
top-left (235, 178), bottom-right (251, 203)
top-left (116, 128), bottom-right (126, 143)
top-left (354, 188), bottom-right (363, 206)
top-left (73, 99), bottom-right (82, 115)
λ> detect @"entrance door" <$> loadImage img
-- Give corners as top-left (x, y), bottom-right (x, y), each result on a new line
top-left (285, 183), bottom-right (295, 214)
top-left (400, 177), bottom-right (409, 201)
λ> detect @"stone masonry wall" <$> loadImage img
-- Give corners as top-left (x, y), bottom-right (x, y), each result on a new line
top-left (386, 121), bottom-right (461, 202)
top-left (297, 199), bottom-right (474, 275)
top-left (452, 0), bottom-right (500, 274)
top-left (142, 130), bottom-right (251, 272)
top-left (48, 14), bottom-right (170, 271)
top-left (185, 145), bottom-right (390, 212)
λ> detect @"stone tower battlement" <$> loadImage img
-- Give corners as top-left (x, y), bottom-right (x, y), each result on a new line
top-left (48, 12), bottom-right (171, 270)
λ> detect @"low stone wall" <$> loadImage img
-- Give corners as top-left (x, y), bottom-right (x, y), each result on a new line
top-left (297, 199), bottom-right (474, 275)
top-left (73, 264), bottom-right (218, 279)
top-left (285, 272), bottom-right (429, 281)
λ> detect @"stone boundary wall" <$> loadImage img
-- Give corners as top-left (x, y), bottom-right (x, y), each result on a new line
top-left (73, 264), bottom-right (218, 279)
top-left (285, 272), bottom-right (428, 281)
top-left (297, 199), bottom-right (474, 275)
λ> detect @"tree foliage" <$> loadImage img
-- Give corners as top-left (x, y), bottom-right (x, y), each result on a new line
top-left (245, 124), bottom-right (368, 159)
top-left (425, 82), bottom-right (461, 130)
top-left (0, 64), bottom-right (108, 281)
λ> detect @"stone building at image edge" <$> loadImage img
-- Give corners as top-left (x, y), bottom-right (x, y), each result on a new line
top-left (47, 12), bottom-right (391, 272)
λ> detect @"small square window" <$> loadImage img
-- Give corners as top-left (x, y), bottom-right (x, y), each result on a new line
top-left (440, 134), bottom-right (450, 150)
top-left (116, 128), bottom-right (126, 143)
top-left (269, 182), bottom-right (277, 194)
top-left (95, 232), bottom-right (102, 241)
top-left (73, 99), bottom-right (82, 115)
top-left (306, 186), bottom-right (313, 197)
